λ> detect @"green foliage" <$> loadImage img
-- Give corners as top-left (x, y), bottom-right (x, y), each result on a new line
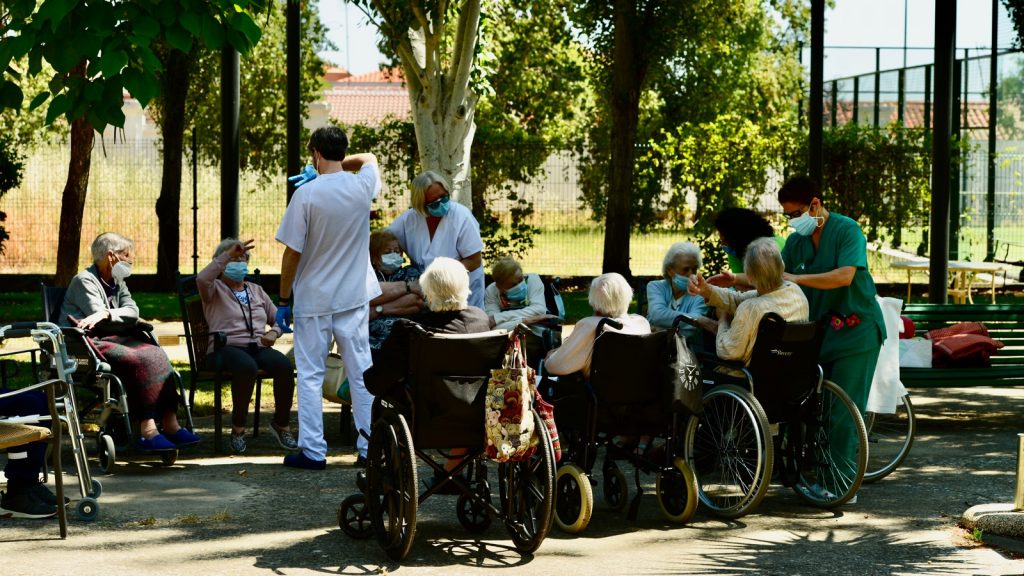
top-left (345, 119), bottom-right (418, 218)
top-left (167, 0), bottom-right (332, 183)
top-left (997, 57), bottom-right (1024, 140)
top-left (1005, 0), bottom-right (1024, 48)
top-left (0, 0), bottom-right (267, 131)
top-left (0, 134), bottom-right (23, 253)
top-left (788, 122), bottom-right (934, 247)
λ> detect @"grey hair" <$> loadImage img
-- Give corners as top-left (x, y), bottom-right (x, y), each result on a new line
top-left (661, 242), bottom-right (702, 277)
top-left (744, 237), bottom-right (785, 292)
top-left (410, 170), bottom-right (451, 216)
top-left (90, 232), bottom-right (134, 263)
top-left (588, 273), bottom-right (633, 318)
top-left (420, 257), bottom-right (470, 312)
top-left (213, 238), bottom-right (248, 260)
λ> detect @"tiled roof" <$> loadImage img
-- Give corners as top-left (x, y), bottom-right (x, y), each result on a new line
top-left (324, 67), bottom-right (353, 83)
top-left (323, 67), bottom-right (410, 126)
top-left (828, 100), bottom-right (1014, 138)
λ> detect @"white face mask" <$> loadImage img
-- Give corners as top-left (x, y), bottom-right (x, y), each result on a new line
top-left (112, 260), bottom-right (132, 283)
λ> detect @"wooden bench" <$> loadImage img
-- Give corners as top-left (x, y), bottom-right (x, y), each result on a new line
top-left (900, 304), bottom-right (1024, 388)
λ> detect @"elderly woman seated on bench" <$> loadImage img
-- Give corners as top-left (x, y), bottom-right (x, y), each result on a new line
top-left (544, 272), bottom-right (650, 377)
top-left (687, 237), bottom-right (809, 364)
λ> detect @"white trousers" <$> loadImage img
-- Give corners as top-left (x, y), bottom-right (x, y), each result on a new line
top-left (293, 305), bottom-right (373, 459)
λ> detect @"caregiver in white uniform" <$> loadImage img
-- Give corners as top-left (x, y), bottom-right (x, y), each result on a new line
top-left (387, 171), bottom-right (485, 308)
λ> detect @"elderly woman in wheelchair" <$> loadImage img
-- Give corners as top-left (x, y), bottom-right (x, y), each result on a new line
top-left (682, 236), bottom-right (868, 516)
top-left (344, 257), bottom-right (557, 560)
top-left (61, 232), bottom-right (199, 454)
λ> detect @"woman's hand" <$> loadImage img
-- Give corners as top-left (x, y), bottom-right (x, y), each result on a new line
top-left (705, 269), bottom-right (736, 288)
top-left (261, 331), bottom-right (278, 347)
top-left (73, 310), bottom-right (110, 331)
top-left (229, 239), bottom-right (255, 260)
top-left (687, 273), bottom-right (711, 299)
top-left (522, 314), bottom-right (560, 326)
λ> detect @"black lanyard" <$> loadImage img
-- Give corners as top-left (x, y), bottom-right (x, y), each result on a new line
top-left (234, 285), bottom-right (255, 340)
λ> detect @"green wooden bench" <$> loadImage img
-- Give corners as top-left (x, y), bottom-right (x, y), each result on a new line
top-left (900, 303), bottom-right (1024, 388)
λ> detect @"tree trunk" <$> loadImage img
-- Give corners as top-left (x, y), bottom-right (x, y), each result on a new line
top-left (54, 65), bottom-right (95, 287)
top-left (155, 50), bottom-right (193, 286)
top-left (602, 0), bottom-right (644, 278)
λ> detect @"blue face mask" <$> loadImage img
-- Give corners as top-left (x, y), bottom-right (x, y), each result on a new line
top-left (672, 274), bottom-right (689, 292)
top-left (504, 280), bottom-right (528, 303)
top-left (789, 210), bottom-right (820, 236)
top-left (426, 195), bottom-right (450, 218)
top-left (380, 253), bottom-right (404, 273)
top-left (225, 261), bottom-right (248, 282)
top-left (722, 245), bottom-right (737, 257)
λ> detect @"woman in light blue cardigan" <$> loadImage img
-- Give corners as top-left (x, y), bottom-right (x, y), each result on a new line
top-left (646, 242), bottom-right (714, 351)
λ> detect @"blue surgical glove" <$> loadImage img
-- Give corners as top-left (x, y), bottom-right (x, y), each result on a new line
top-left (275, 304), bottom-right (293, 334)
top-left (287, 165), bottom-right (317, 188)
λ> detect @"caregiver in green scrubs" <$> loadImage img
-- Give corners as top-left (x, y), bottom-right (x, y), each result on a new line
top-left (777, 175), bottom-right (884, 491)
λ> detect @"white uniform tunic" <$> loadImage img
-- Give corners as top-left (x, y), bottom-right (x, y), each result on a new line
top-left (388, 201), bottom-right (485, 308)
top-left (276, 164), bottom-right (381, 459)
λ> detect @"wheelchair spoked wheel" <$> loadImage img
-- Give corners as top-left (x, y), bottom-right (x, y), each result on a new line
top-left (863, 393), bottom-right (915, 483)
top-left (655, 457), bottom-right (698, 524)
top-left (553, 463), bottom-right (593, 533)
top-left (602, 462), bottom-right (629, 511)
top-left (498, 411), bottom-right (556, 553)
top-left (456, 483), bottom-right (493, 534)
top-left (366, 411), bottom-right (418, 561)
top-left (791, 380), bottom-right (867, 508)
top-left (97, 433), bottom-right (116, 474)
top-left (685, 385), bottom-right (773, 519)
top-left (338, 494), bottom-right (374, 539)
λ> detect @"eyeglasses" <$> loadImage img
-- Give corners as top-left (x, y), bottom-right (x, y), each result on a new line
top-left (425, 195), bottom-right (450, 211)
top-left (783, 207), bottom-right (809, 220)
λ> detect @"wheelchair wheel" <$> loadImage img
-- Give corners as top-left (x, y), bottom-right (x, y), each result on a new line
top-left (77, 497), bottom-right (99, 522)
top-left (160, 450), bottom-right (178, 467)
top-left (655, 457), bottom-right (698, 524)
top-left (456, 488), bottom-right (493, 534)
top-left (791, 380), bottom-right (867, 508)
top-left (553, 464), bottom-right (593, 533)
top-left (685, 384), bottom-right (772, 519)
top-left (367, 411), bottom-right (418, 561)
top-left (498, 411), bottom-right (555, 553)
top-left (339, 494), bottom-right (373, 539)
top-left (97, 434), bottom-right (116, 474)
top-left (863, 393), bottom-right (915, 483)
top-left (602, 463), bottom-right (628, 511)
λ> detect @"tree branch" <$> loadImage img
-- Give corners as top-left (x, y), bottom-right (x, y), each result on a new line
top-left (448, 0), bottom-right (480, 110)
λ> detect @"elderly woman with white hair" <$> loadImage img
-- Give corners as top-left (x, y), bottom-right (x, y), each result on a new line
top-left (197, 237), bottom-right (296, 453)
top-left (646, 242), bottom-right (713, 349)
top-left (387, 170), bottom-right (485, 307)
top-left (544, 273), bottom-right (650, 377)
top-left (61, 232), bottom-right (200, 452)
top-left (688, 237), bottom-right (809, 365)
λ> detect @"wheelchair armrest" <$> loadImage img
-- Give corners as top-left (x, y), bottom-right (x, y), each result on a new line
top-left (694, 351), bottom-right (746, 372)
top-left (136, 321), bottom-right (155, 333)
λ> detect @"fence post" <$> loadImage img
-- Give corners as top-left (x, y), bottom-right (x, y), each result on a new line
top-left (853, 76), bottom-right (860, 125)
top-left (1016, 433), bottom-right (1024, 510)
top-left (986, 0), bottom-right (998, 262)
top-left (874, 47), bottom-right (881, 128)
top-left (831, 80), bottom-right (838, 127)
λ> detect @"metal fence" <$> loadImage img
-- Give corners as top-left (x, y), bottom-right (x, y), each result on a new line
top-left (822, 48), bottom-right (1024, 264)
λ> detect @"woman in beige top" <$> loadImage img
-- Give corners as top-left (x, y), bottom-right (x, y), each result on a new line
top-left (197, 238), bottom-right (296, 453)
top-left (688, 237), bottom-right (809, 365)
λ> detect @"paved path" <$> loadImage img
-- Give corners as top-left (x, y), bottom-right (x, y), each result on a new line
top-left (2, 386), bottom-right (1024, 575)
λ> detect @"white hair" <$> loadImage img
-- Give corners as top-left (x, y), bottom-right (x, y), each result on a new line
top-left (90, 232), bottom-right (134, 263)
top-left (420, 257), bottom-right (470, 312)
top-left (744, 237), bottom-right (785, 292)
top-left (661, 242), bottom-right (702, 277)
top-left (588, 273), bottom-right (633, 318)
top-left (213, 238), bottom-right (248, 260)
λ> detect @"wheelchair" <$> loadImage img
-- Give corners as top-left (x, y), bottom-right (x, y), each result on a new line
top-left (338, 325), bottom-right (556, 561)
top-left (41, 284), bottom-right (194, 472)
top-left (681, 312), bottom-right (868, 518)
top-left (540, 317), bottom-right (699, 533)
top-left (0, 322), bottom-right (103, 521)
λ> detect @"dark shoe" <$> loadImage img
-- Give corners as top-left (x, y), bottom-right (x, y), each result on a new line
top-left (354, 454), bottom-right (367, 468)
top-left (137, 434), bottom-right (177, 452)
top-left (423, 472), bottom-right (466, 495)
top-left (165, 428), bottom-right (201, 448)
top-left (283, 452), bottom-right (327, 470)
top-left (28, 483), bottom-right (69, 507)
top-left (356, 470), bottom-right (368, 493)
top-left (0, 490), bottom-right (57, 519)
top-left (230, 431), bottom-right (247, 454)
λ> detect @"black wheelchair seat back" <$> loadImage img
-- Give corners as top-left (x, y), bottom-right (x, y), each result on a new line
top-left (41, 285), bottom-right (103, 373)
top-left (406, 326), bottom-right (510, 450)
top-left (589, 327), bottom-right (674, 434)
top-left (745, 312), bottom-right (826, 422)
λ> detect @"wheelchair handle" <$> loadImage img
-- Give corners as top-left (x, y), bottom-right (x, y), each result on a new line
top-left (596, 318), bottom-right (623, 332)
top-left (673, 314), bottom-right (699, 329)
top-left (1, 321), bottom-right (58, 340)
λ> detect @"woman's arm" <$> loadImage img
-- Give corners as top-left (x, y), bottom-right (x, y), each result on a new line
top-left (369, 293), bottom-right (424, 320)
top-left (544, 319), bottom-right (596, 376)
top-left (197, 251), bottom-right (233, 301)
top-left (714, 302), bottom-right (760, 363)
top-left (370, 281), bottom-right (415, 306)
top-left (460, 251), bottom-right (482, 273)
top-left (785, 266), bottom-right (856, 290)
top-left (645, 281), bottom-right (679, 330)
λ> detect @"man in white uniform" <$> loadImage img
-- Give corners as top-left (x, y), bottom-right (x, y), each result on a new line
top-left (275, 126), bottom-right (381, 469)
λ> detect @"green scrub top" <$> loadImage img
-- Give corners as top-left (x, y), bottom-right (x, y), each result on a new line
top-left (781, 212), bottom-right (884, 362)
top-left (727, 235), bottom-right (787, 273)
